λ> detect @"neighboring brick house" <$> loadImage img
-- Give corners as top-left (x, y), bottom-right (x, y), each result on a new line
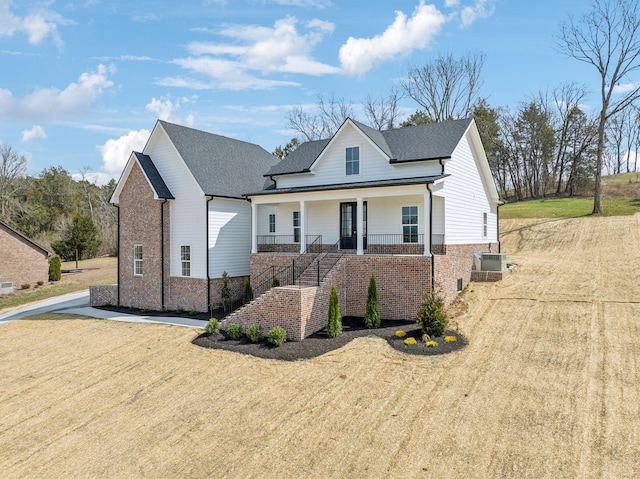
top-left (108, 120), bottom-right (279, 312)
top-left (226, 117), bottom-right (502, 339)
top-left (0, 220), bottom-right (52, 289)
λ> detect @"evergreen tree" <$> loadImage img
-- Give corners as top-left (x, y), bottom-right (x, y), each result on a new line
top-left (364, 275), bottom-right (380, 328)
top-left (327, 284), bottom-right (342, 338)
top-left (243, 277), bottom-right (254, 304)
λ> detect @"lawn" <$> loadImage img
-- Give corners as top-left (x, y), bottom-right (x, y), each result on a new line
top-left (1, 215), bottom-right (639, 477)
top-left (500, 196), bottom-right (640, 219)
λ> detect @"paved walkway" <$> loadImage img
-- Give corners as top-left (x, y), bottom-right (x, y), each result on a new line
top-left (0, 290), bottom-right (205, 329)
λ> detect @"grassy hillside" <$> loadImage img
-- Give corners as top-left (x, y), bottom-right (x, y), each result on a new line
top-left (501, 172), bottom-right (640, 219)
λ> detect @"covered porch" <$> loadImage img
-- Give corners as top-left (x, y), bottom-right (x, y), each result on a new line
top-left (250, 182), bottom-right (445, 256)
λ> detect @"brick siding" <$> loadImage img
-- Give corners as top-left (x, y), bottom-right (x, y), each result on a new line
top-left (90, 285), bottom-right (117, 306)
top-left (0, 224), bottom-right (50, 288)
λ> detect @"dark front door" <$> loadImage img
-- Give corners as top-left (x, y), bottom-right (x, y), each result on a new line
top-left (340, 202), bottom-right (367, 250)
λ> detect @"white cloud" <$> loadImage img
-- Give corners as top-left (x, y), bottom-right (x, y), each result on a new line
top-left (71, 171), bottom-right (114, 186)
top-left (0, 64), bottom-right (115, 121)
top-left (613, 82), bottom-right (640, 94)
top-left (266, 0), bottom-right (333, 8)
top-left (460, 0), bottom-right (495, 28)
top-left (160, 15), bottom-right (339, 91)
top-left (0, 0), bottom-right (71, 47)
top-left (98, 129), bottom-right (151, 177)
top-left (445, 0), bottom-right (459, 6)
top-left (146, 95), bottom-right (197, 126)
top-left (21, 125), bottom-right (47, 142)
top-left (339, 1), bottom-right (447, 75)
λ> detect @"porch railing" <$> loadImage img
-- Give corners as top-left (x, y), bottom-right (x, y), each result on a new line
top-left (364, 234), bottom-right (424, 255)
top-left (256, 234), bottom-right (322, 253)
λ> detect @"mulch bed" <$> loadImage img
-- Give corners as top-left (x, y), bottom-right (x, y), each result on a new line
top-left (192, 317), bottom-right (466, 361)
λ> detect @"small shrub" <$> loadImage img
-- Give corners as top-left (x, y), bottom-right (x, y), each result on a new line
top-left (246, 324), bottom-right (264, 343)
top-left (48, 256), bottom-right (62, 281)
top-left (205, 318), bottom-right (220, 335)
top-left (267, 326), bottom-right (287, 346)
top-left (219, 271), bottom-right (231, 312)
top-left (395, 330), bottom-right (407, 338)
top-left (160, 306), bottom-right (170, 313)
top-left (415, 292), bottom-right (448, 338)
top-left (444, 335), bottom-right (457, 343)
top-left (142, 308), bottom-right (150, 313)
top-left (37, 281), bottom-right (44, 286)
top-left (404, 337), bottom-right (417, 345)
top-left (243, 278), bottom-right (254, 304)
top-left (426, 340), bottom-right (438, 347)
top-left (326, 284), bottom-right (342, 338)
top-left (364, 275), bottom-right (380, 328)
top-left (226, 323), bottom-right (243, 340)
top-left (20, 284), bottom-right (30, 290)
top-left (272, 276), bottom-right (280, 287)
top-left (189, 308), bottom-right (199, 316)
top-left (176, 306), bottom-right (185, 314)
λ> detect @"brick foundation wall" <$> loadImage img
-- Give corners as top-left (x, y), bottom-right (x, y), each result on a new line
top-left (90, 285), bottom-right (118, 306)
top-left (0, 224), bottom-right (50, 288)
top-left (208, 275), bottom-right (246, 310)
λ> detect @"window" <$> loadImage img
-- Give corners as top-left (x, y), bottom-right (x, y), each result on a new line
top-left (483, 212), bottom-right (488, 238)
top-left (293, 211), bottom-right (300, 243)
top-left (181, 245), bottom-right (191, 277)
top-left (268, 214), bottom-right (276, 233)
top-left (402, 206), bottom-right (418, 243)
top-left (346, 147), bottom-right (359, 175)
top-left (134, 245), bottom-right (143, 276)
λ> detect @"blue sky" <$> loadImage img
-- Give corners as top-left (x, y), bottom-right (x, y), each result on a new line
top-left (0, 0), bottom-right (603, 184)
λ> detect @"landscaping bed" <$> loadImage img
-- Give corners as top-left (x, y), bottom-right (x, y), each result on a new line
top-left (192, 316), bottom-right (466, 361)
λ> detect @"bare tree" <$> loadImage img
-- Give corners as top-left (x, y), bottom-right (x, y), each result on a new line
top-left (286, 94), bottom-right (356, 141)
top-left (77, 165), bottom-right (95, 222)
top-left (0, 143), bottom-right (28, 220)
top-left (364, 87), bottom-right (403, 130)
top-left (557, 0), bottom-right (640, 214)
top-left (402, 52), bottom-right (485, 122)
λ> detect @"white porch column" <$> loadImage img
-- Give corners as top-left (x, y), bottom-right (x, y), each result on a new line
top-left (299, 200), bottom-right (306, 254)
top-left (423, 192), bottom-right (431, 256)
top-left (356, 197), bottom-right (364, 255)
top-left (251, 202), bottom-right (258, 254)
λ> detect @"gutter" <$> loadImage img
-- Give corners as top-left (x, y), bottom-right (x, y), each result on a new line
top-left (496, 200), bottom-right (505, 253)
top-left (426, 182), bottom-right (435, 294)
top-left (206, 195), bottom-right (215, 313)
top-left (160, 199), bottom-right (167, 309)
top-left (116, 205), bottom-right (120, 306)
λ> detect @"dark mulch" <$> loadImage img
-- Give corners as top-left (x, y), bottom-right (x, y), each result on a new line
top-left (192, 317), bottom-right (466, 361)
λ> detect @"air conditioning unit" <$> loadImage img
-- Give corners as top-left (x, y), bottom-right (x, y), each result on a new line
top-left (0, 282), bottom-right (14, 294)
top-left (480, 253), bottom-right (507, 272)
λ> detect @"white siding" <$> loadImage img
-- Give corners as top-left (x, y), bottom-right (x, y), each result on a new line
top-left (144, 131), bottom-right (207, 278)
top-left (256, 205), bottom-right (276, 235)
top-left (367, 196), bottom-right (425, 236)
top-left (276, 123), bottom-right (442, 189)
top-left (209, 198), bottom-right (251, 278)
top-left (441, 133), bottom-right (497, 244)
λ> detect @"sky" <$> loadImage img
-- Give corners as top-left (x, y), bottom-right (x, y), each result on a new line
top-left (0, 0), bottom-right (609, 185)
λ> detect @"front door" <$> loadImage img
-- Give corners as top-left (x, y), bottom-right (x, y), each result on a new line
top-left (340, 202), bottom-right (367, 250)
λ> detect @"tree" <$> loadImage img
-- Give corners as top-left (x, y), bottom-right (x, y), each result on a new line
top-left (326, 284), bottom-right (342, 338)
top-left (558, 0), bottom-right (640, 214)
top-left (473, 100), bottom-right (507, 197)
top-left (286, 93), bottom-right (356, 141)
top-left (48, 256), bottom-right (62, 282)
top-left (364, 275), bottom-right (380, 329)
top-left (243, 277), bottom-right (254, 304)
top-left (364, 87), bottom-right (403, 130)
top-left (219, 271), bottom-right (231, 313)
top-left (273, 138), bottom-right (300, 159)
top-left (51, 215), bottom-right (101, 261)
top-left (402, 52), bottom-right (485, 123)
top-left (0, 143), bottom-right (28, 220)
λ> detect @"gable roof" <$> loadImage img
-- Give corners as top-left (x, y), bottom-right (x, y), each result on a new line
top-left (157, 120), bottom-right (280, 198)
top-left (0, 220), bottom-right (52, 258)
top-left (133, 152), bottom-right (174, 200)
top-left (265, 117), bottom-right (473, 176)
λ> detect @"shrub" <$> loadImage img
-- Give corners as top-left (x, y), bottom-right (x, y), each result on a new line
top-left (37, 280), bottom-right (44, 286)
top-left (189, 309), bottom-right (199, 316)
top-left (226, 323), bottom-right (243, 340)
top-left (267, 326), bottom-right (287, 346)
top-left (219, 271), bottom-right (231, 312)
top-left (364, 275), bottom-right (380, 328)
top-left (395, 330), bottom-right (407, 338)
top-left (415, 292), bottom-right (448, 338)
top-left (206, 318), bottom-right (220, 335)
top-left (243, 278), bottom-right (254, 304)
top-left (326, 284), bottom-right (342, 338)
top-left (246, 325), bottom-right (264, 343)
top-left (272, 276), bottom-right (280, 287)
top-left (444, 335), bottom-right (457, 343)
top-left (20, 284), bottom-right (30, 290)
top-left (404, 337), bottom-right (417, 345)
top-left (49, 256), bottom-right (62, 282)
top-left (176, 306), bottom-right (185, 314)
top-left (425, 340), bottom-right (438, 347)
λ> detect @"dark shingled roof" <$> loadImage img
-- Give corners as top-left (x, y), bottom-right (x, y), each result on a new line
top-left (159, 120), bottom-right (280, 198)
top-left (265, 117), bottom-right (473, 176)
top-left (133, 152), bottom-right (174, 200)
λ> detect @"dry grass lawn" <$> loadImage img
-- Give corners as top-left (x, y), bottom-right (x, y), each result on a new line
top-left (1, 216), bottom-right (640, 478)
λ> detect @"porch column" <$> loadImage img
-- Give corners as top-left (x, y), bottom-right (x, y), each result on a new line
top-left (299, 200), bottom-right (306, 254)
top-left (251, 202), bottom-right (258, 254)
top-left (356, 197), bottom-right (364, 255)
top-left (423, 192), bottom-right (431, 256)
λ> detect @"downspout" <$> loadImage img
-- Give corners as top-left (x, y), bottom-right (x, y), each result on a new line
top-left (116, 205), bottom-right (120, 306)
top-left (160, 199), bottom-right (167, 309)
top-left (426, 182), bottom-right (435, 294)
top-left (497, 201), bottom-right (504, 253)
top-left (438, 159), bottom-right (446, 175)
top-left (268, 175), bottom-right (277, 189)
top-left (206, 195), bottom-right (215, 313)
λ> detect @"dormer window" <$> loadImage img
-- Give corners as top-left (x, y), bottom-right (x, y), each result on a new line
top-left (346, 147), bottom-right (359, 175)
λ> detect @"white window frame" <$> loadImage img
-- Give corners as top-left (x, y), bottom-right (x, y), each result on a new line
top-left (268, 213), bottom-right (276, 233)
top-left (133, 244), bottom-right (143, 276)
top-left (293, 211), bottom-right (300, 243)
top-left (181, 245), bottom-right (191, 277)
top-left (483, 212), bottom-right (488, 238)
top-left (345, 146), bottom-right (360, 176)
top-left (402, 206), bottom-right (419, 243)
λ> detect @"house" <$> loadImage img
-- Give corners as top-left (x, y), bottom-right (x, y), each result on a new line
top-left (224, 117), bottom-right (501, 340)
top-left (107, 120), bottom-right (280, 312)
top-left (0, 219), bottom-right (52, 290)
